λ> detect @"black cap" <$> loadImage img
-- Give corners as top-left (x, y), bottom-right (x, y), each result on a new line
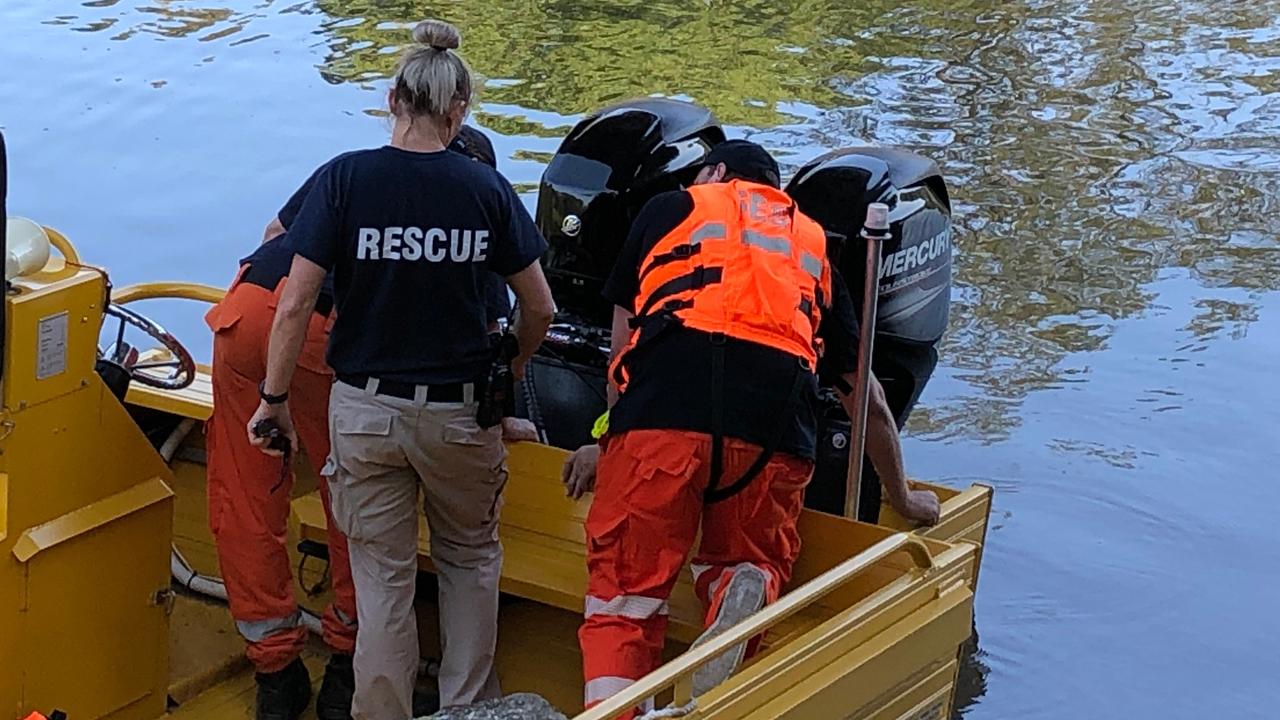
top-left (702, 139), bottom-right (781, 188)
top-left (448, 125), bottom-right (497, 169)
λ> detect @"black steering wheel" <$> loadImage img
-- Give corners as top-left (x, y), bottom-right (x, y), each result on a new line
top-left (101, 302), bottom-right (196, 390)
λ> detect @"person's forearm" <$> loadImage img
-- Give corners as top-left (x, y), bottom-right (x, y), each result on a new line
top-left (607, 306), bottom-right (633, 407)
top-left (507, 261), bottom-right (555, 366)
top-left (263, 300), bottom-right (310, 397)
top-left (838, 373), bottom-right (911, 507)
top-left (513, 304), bottom-right (553, 364)
top-left (262, 258), bottom-right (325, 396)
top-left (865, 395), bottom-right (910, 507)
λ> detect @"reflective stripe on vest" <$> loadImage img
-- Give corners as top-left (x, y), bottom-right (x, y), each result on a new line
top-left (620, 180), bottom-right (832, 380)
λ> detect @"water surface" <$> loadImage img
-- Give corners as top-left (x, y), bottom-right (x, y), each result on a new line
top-left (2, 1), bottom-right (1278, 716)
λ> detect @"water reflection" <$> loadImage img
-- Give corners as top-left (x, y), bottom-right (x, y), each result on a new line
top-left (954, 625), bottom-right (992, 716)
top-left (301, 0), bottom-right (1280, 444)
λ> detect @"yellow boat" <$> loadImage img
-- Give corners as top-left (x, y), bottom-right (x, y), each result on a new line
top-left (1, 158), bottom-right (992, 718)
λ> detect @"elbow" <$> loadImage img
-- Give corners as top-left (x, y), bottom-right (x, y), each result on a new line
top-left (276, 293), bottom-right (312, 323)
top-left (528, 298), bottom-right (556, 326)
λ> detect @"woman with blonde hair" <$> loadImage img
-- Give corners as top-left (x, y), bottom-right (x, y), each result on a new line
top-left (249, 19), bottom-right (554, 719)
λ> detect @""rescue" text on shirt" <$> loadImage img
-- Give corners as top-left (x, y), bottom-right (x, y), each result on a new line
top-left (356, 227), bottom-right (491, 262)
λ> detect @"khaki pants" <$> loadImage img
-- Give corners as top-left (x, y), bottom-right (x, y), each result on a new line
top-left (325, 379), bottom-right (506, 719)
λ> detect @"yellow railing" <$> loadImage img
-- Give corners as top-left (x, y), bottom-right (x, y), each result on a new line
top-left (111, 281), bottom-right (225, 306)
top-left (44, 226), bottom-right (81, 266)
top-left (574, 532), bottom-right (935, 720)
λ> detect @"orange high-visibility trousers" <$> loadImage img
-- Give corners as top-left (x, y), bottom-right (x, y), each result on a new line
top-left (579, 429), bottom-right (813, 717)
top-left (205, 277), bottom-right (357, 673)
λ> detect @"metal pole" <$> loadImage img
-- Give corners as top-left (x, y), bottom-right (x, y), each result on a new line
top-left (1, 130), bottom-right (8, 378)
top-left (843, 202), bottom-right (889, 520)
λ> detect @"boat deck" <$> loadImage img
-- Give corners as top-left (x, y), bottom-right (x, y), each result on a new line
top-left (135, 369), bottom-right (990, 720)
top-left (168, 592), bottom-right (331, 720)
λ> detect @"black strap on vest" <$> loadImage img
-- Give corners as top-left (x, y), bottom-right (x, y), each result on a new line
top-left (639, 243), bottom-right (704, 282)
top-left (612, 307), bottom-right (684, 389)
top-left (638, 266), bottom-right (723, 317)
top-left (703, 336), bottom-right (809, 505)
top-left (707, 335), bottom-right (726, 496)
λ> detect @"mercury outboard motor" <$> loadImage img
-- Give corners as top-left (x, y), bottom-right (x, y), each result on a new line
top-left (786, 148), bottom-right (953, 521)
top-left (526, 99), bottom-right (725, 449)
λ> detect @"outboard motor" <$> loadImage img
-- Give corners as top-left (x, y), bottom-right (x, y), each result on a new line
top-left (786, 148), bottom-right (953, 521)
top-left (526, 99), bottom-right (725, 449)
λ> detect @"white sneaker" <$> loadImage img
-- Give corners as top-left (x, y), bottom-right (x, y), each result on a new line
top-left (690, 565), bottom-right (768, 697)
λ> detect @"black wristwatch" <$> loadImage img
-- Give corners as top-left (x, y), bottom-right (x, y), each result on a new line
top-left (259, 381), bottom-right (289, 405)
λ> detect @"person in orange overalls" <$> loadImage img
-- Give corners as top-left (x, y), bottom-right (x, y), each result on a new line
top-left (562, 140), bottom-right (942, 717)
top-left (205, 190), bottom-right (356, 720)
top-left (206, 126), bottom-right (529, 720)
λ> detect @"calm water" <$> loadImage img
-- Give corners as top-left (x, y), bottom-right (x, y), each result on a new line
top-left (3, 0), bottom-right (1279, 716)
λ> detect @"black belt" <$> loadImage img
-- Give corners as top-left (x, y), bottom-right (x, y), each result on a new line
top-left (239, 262), bottom-right (333, 317)
top-left (337, 374), bottom-right (474, 402)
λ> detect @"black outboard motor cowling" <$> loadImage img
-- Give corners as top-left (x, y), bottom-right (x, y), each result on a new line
top-left (786, 148), bottom-right (954, 521)
top-left (537, 98), bottom-right (725, 328)
top-left (787, 147), bottom-right (952, 345)
top-left (527, 99), bottom-right (725, 450)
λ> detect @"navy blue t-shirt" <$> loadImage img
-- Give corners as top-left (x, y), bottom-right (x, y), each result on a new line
top-left (272, 150), bottom-right (513, 324)
top-left (289, 146), bottom-right (547, 384)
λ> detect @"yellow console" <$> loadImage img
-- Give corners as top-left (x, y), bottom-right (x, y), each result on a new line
top-left (1, 252), bottom-right (175, 720)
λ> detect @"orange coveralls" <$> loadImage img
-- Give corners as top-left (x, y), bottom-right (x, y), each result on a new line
top-left (581, 180), bottom-right (830, 716)
top-left (204, 275), bottom-right (356, 673)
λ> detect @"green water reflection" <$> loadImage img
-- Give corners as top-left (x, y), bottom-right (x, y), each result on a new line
top-left (54, 0), bottom-right (1280, 443)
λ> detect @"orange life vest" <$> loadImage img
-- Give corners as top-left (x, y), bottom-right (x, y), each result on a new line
top-left (611, 179), bottom-right (832, 393)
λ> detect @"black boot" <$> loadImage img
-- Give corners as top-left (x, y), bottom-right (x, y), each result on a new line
top-left (256, 658), bottom-right (311, 720)
top-left (412, 688), bottom-right (440, 718)
top-left (315, 654), bottom-right (355, 720)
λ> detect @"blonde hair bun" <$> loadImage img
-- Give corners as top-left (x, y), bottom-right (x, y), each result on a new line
top-left (413, 19), bottom-right (461, 50)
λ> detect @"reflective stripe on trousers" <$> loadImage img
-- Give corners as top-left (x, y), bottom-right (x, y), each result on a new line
top-left (585, 595), bottom-right (670, 620)
top-left (584, 676), bottom-right (654, 714)
top-left (237, 611), bottom-right (302, 642)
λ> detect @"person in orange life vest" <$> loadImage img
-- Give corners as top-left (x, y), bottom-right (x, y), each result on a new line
top-left (206, 123), bottom-right (533, 720)
top-left (561, 140), bottom-right (941, 715)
